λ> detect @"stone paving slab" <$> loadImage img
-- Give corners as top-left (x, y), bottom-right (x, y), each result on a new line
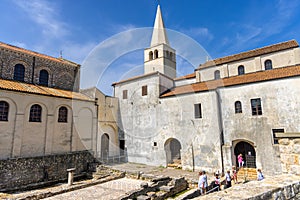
top-left (194, 174), bottom-right (300, 200)
top-left (44, 178), bottom-right (149, 200)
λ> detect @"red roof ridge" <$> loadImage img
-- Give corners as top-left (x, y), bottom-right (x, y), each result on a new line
top-left (198, 40), bottom-right (299, 69)
top-left (162, 64), bottom-right (300, 97)
top-left (0, 41), bottom-right (80, 67)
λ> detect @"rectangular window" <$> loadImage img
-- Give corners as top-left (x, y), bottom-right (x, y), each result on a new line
top-left (123, 90), bottom-right (128, 99)
top-left (194, 103), bottom-right (202, 118)
top-left (142, 85), bottom-right (147, 96)
top-left (272, 129), bottom-right (284, 144)
top-left (251, 98), bottom-right (262, 115)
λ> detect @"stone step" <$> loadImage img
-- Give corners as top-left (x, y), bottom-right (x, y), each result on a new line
top-left (237, 168), bottom-right (257, 181)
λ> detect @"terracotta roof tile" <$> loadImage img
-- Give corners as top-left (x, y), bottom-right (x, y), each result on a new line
top-left (0, 42), bottom-right (79, 67)
top-left (198, 40), bottom-right (299, 69)
top-left (174, 72), bottom-right (196, 80)
top-left (161, 65), bottom-right (300, 97)
top-left (112, 71), bottom-right (173, 86)
top-left (0, 79), bottom-right (92, 101)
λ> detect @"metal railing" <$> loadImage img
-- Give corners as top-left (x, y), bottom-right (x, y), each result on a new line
top-left (97, 150), bottom-right (127, 164)
top-left (245, 155), bottom-right (256, 168)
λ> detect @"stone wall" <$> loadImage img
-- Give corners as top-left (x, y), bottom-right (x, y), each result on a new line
top-left (0, 44), bottom-right (80, 92)
top-left (0, 151), bottom-right (95, 192)
top-left (278, 137), bottom-right (300, 175)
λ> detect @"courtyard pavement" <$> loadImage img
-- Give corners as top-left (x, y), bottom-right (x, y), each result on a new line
top-left (44, 177), bottom-right (148, 200)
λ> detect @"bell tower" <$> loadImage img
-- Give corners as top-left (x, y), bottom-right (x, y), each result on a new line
top-left (144, 5), bottom-right (176, 79)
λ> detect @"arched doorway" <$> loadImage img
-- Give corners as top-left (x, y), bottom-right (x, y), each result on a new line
top-left (234, 141), bottom-right (256, 168)
top-left (164, 138), bottom-right (182, 166)
top-left (101, 133), bottom-right (109, 158)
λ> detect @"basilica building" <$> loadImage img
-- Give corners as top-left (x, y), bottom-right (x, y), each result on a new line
top-left (113, 5), bottom-right (300, 174)
top-left (1, 4), bottom-right (300, 191)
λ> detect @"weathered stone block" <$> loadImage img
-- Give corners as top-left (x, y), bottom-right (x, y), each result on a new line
top-left (293, 139), bottom-right (300, 145)
top-left (279, 139), bottom-right (290, 146)
top-left (136, 195), bottom-right (150, 200)
top-left (293, 144), bottom-right (300, 154)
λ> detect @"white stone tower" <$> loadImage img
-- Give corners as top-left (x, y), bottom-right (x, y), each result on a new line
top-left (144, 5), bottom-right (176, 78)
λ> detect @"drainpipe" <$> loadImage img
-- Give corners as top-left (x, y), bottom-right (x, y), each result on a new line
top-left (95, 97), bottom-right (99, 158)
top-left (216, 89), bottom-right (225, 176)
top-left (32, 57), bottom-right (35, 83)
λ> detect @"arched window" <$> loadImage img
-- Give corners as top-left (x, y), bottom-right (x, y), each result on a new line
top-left (264, 60), bottom-right (273, 70)
top-left (13, 64), bottom-right (25, 82)
top-left (166, 50), bottom-right (169, 58)
top-left (238, 65), bottom-right (245, 75)
top-left (235, 101), bottom-right (242, 113)
top-left (214, 70), bottom-right (220, 80)
top-left (169, 52), bottom-right (173, 60)
top-left (58, 106), bottom-right (68, 123)
top-left (149, 51), bottom-right (153, 60)
top-left (39, 70), bottom-right (49, 86)
top-left (0, 101), bottom-right (9, 121)
top-left (154, 49), bottom-right (158, 59)
top-left (29, 104), bottom-right (42, 122)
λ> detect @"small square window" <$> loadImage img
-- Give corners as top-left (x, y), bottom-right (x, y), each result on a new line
top-left (272, 129), bottom-right (284, 144)
top-left (194, 103), bottom-right (202, 118)
top-left (153, 142), bottom-right (157, 146)
top-left (123, 90), bottom-right (128, 99)
top-left (142, 85), bottom-right (147, 96)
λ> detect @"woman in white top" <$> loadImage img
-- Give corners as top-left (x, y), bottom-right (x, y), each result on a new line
top-left (198, 171), bottom-right (208, 195)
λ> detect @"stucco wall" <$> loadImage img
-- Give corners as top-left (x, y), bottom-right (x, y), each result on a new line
top-left (220, 77), bottom-right (300, 174)
top-left (0, 90), bottom-right (97, 159)
top-left (198, 47), bottom-right (300, 82)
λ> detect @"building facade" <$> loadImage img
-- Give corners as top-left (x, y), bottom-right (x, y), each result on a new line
top-left (0, 42), bottom-right (98, 159)
top-left (113, 5), bottom-right (300, 174)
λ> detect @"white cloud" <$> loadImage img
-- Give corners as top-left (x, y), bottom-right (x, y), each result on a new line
top-left (12, 0), bottom-right (68, 38)
top-left (10, 41), bottom-right (27, 49)
top-left (180, 27), bottom-right (214, 42)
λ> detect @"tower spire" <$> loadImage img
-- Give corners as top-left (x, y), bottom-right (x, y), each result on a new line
top-left (150, 5), bottom-right (169, 46)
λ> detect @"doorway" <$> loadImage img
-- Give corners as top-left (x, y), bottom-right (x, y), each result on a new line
top-left (234, 141), bottom-right (256, 168)
top-left (164, 138), bottom-right (182, 166)
top-left (101, 133), bottom-right (109, 158)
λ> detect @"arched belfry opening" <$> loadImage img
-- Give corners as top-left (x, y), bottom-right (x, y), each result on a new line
top-left (149, 51), bottom-right (153, 60)
top-left (154, 49), bottom-right (158, 59)
top-left (164, 138), bottom-right (182, 167)
top-left (101, 133), bottom-right (109, 158)
top-left (234, 141), bottom-right (256, 168)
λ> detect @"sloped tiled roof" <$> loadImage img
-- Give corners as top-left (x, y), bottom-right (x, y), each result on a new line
top-left (112, 71), bottom-right (173, 86)
top-left (198, 40), bottom-right (299, 69)
top-left (174, 72), bottom-right (196, 80)
top-left (0, 42), bottom-right (79, 67)
top-left (0, 79), bottom-right (92, 101)
top-left (161, 64), bottom-right (300, 97)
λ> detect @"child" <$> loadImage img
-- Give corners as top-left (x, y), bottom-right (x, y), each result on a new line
top-left (257, 169), bottom-right (264, 181)
top-left (231, 166), bottom-right (238, 184)
top-left (213, 173), bottom-right (221, 191)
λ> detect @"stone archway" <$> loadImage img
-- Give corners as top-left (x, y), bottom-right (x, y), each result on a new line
top-left (101, 133), bottom-right (109, 158)
top-left (234, 141), bottom-right (256, 168)
top-left (164, 138), bottom-right (182, 166)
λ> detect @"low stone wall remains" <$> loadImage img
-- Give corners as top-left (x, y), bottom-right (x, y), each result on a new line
top-left (278, 138), bottom-right (300, 175)
top-left (0, 151), bottom-right (95, 192)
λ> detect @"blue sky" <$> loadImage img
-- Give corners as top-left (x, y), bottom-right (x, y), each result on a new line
top-left (1, 0), bottom-right (300, 95)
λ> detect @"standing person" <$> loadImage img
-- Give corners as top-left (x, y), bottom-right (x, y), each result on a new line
top-left (257, 169), bottom-right (264, 181)
top-left (198, 171), bottom-right (208, 195)
top-left (225, 170), bottom-right (232, 189)
top-left (231, 166), bottom-right (238, 184)
top-left (213, 173), bottom-right (221, 191)
top-left (238, 154), bottom-right (244, 168)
